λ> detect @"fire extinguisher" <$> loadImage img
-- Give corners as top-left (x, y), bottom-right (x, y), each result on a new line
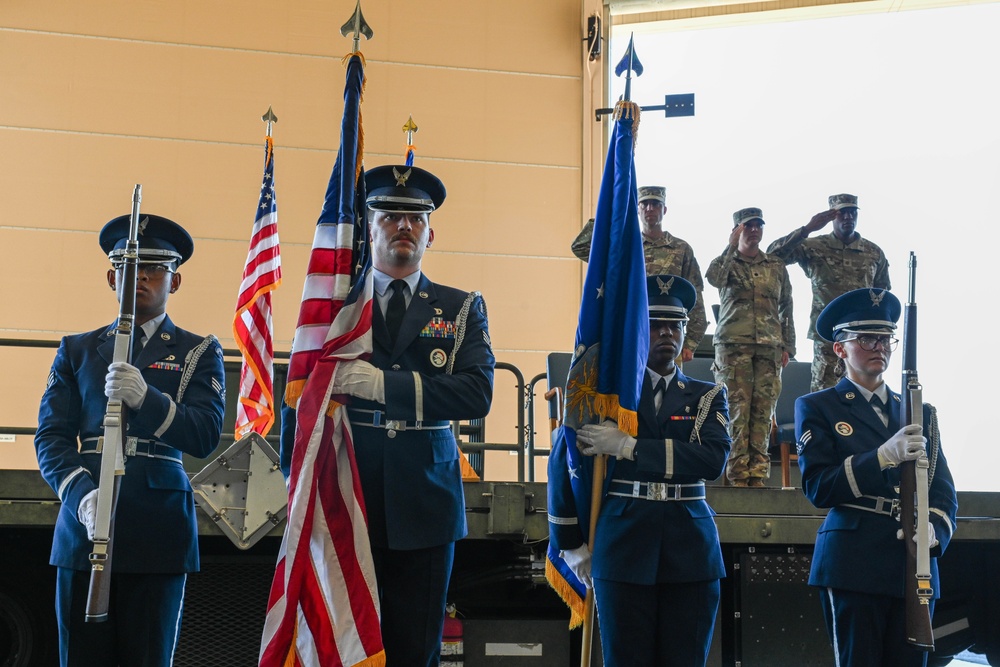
top-left (440, 603), bottom-right (464, 667)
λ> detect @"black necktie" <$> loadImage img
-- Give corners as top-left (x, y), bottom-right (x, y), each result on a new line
top-left (654, 377), bottom-right (667, 414)
top-left (132, 330), bottom-right (147, 361)
top-left (385, 279), bottom-right (407, 344)
top-left (870, 394), bottom-right (888, 425)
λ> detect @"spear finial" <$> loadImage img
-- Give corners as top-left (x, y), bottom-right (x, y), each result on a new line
top-left (402, 115), bottom-right (418, 166)
top-left (261, 106), bottom-right (278, 138)
top-left (340, 0), bottom-right (373, 52)
top-left (614, 34), bottom-right (644, 102)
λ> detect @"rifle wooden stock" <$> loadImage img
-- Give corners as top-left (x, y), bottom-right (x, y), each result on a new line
top-left (85, 473), bottom-right (120, 622)
top-left (579, 453), bottom-right (606, 667)
top-left (85, 184), bottom-right (142, 623)
top-left (899, 252), bottom-right (934, 650)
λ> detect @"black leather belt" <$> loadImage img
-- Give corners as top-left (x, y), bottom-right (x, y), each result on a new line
top-left (842, 495), bottom-right (900, 518)
top-left (347, 409), bottom-right (451, 438)
top-left (80, 437), bottom-right (183, 463)
top-left (607, 480), bottom-right (706, 501)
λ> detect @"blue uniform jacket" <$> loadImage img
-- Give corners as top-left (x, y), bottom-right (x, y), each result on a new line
top-left (549, 370), bottom-right (731, 585)
top-left (281, 274), bottom-right (494, 551)
top-left (35, 316), bottom-right (226, 573)
top-left (796, 378), bottom-right (958, 597)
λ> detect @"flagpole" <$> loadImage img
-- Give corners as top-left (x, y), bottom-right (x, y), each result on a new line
top-left (579, 36), bottom-right (643, 667)
top-left (580, 454), bottom-right (606, 667)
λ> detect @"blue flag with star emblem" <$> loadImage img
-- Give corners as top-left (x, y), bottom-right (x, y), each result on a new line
top-left (545, 101), bottom-right (648, 627)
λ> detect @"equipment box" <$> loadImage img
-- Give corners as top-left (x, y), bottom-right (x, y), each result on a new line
top-left (463, 619), bottom-right (570, 666)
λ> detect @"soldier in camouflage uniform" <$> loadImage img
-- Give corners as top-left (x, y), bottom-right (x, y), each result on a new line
top-left (766, 193), bottom-right (890, 393)
top-left (571, 185), bottom-right (708, 362)
top-left (707, 208), bottom-right (795, 487)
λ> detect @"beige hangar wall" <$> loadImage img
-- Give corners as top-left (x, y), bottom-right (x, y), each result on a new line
top-left (0, 0), bottom-right (608, 480)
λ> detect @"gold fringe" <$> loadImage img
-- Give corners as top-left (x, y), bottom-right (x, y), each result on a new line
top-left (460, 452), bottom-right (481, 482)
top-left (352, 651), bottom-right (386, 667)
top-left (616, 408), bottom-right (638, 438)
top-left (326, 398), bottom-right (343, 419)
top-left (545, 559), bottom-right (586, 629)
top-left (593, 393), bottom-right (622, 422)
top-left (284, 380), bottom-right (304, 410)
top-left (590, 393), bottom-right (639, 437)
top-left (283, 624), bottom-right (298, 667)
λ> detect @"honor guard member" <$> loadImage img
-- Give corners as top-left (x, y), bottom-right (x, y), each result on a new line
top-left (767, 193), bottom-right (891, 392)
top-left (707, 208), bottom-right (795, 486)
top-left (796, 288), bottom-right (957, 667)
top-left (571, 186), bottom-right (709, 362)
top-left (280, 165), bottom-right (495, 667)
top-left (35, 214), bottom-right (226, 666)
top-left (549, 275), bottom-right (731, 667)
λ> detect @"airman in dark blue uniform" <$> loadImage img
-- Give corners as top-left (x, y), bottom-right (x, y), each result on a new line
top-left (35, 214), bottom-right (226, 666)
top-left (548, 275), bottom-right (731, 667)
top-left (280, 165), bottom-right (494, 667)
top-left (796, 287), bottom-right (957, 667)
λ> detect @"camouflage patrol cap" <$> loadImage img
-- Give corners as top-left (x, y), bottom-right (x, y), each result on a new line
top-left (816, 288), bottom-right (900, 342)
top-left (733, 207), bottom-right (765, 227)
top-left (100, 214), bottom-right (193, 265)
top-left (828, 193), bottom-right (859, 211)
top-left (647, 274), bottom-right (695, 322)
top-left (637, 186), bottom-right (666, 204)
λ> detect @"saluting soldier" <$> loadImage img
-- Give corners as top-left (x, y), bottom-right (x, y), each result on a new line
top-left (571, 186), bottom-right (709, 362)
top-left (549, 275), bottom-right (731, 667)
top-left (35, 215), bottom-right (226, 666)
top-left (796, 288), bottom-right (957, 667)
top-left (281, 165), bottom-right (495, 667)
top-left (707, 207), bottom-right (795, 487)
top-left (767, 193), bottom-right (891, 392)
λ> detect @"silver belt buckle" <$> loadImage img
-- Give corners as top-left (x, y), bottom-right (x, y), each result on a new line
top-left (646, 483), bottom-right (667, 501)
top-left (125, 437), bottom-right (138, 457)
top-left (385, 420), bottom-right (404, 439)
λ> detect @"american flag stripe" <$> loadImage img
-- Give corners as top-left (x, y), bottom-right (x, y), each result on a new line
top-left (234, 137), bottom-right (281, 440)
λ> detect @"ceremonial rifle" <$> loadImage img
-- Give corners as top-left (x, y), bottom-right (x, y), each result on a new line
top-left (898, 251), bottom-right (934, 649)
top-left (85, 184), bottom-right (142, 622)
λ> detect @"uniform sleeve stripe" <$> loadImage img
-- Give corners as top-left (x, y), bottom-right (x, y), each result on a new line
top-left (413, 372), bottom-right (423, 421)
top-left (548, 514), bottom-right (579, 526)
top-left (845, 455), bottom-right (862, 497)
top-left (154, 399), bottom-right (177, 438)
top-left (930, 507), bottom-right (955, 539)
top-left (57, 467), bottom-right (88, 502)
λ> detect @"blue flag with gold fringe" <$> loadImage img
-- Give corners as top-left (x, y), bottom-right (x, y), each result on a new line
top-left (545, 99), bottom-right (648, 627)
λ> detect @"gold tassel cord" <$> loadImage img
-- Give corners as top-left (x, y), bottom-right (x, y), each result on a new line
top-left (612, 100), bottom-right (641, 149)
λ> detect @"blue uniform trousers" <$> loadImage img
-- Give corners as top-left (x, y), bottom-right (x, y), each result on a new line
top-left (594, 576), bottom-right (720, 667)
top-left (372, 542), bottom-right (454, 667)
top-left (56, 567), bottom-right (186, 667)
top-left (821, 587), bottom-right (932, 667)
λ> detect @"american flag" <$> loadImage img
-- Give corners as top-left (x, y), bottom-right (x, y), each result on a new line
top-left (234, 136), bottom-right (282, 440)
top-left (259, 53), bottom-right (385, 667)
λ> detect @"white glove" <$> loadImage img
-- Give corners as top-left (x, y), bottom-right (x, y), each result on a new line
top-left (105, 361), bottom-right (148, 409)
top-left (576, 421), bottom-right (636, 459)
top-left (561, 544), bottom-right (593, 588)
top-left (332, 359), bottom-right (385, 403)
top-left (877, 424), bottom-right (926, 469)
top-left (897, 521), bottom-right (939, 550)
top-left (78, 489), bottom-right (98, 541)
